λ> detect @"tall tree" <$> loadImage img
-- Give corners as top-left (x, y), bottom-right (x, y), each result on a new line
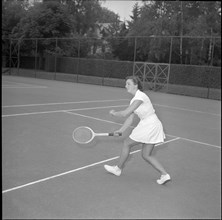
top-left (2, 0), bottom-right (28, 38)
top-left (11, 1), bottom-right (73, 68)
top-left (126, 1), bottom-right (221, 65)
top-left (65, 0), bottom-right (102, 36)
top-left (98, 7), bottom-right (119, 23)
top-left (12, 1), bottom-right (72, 39)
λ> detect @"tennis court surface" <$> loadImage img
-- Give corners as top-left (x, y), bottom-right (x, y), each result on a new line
top-left (2, 75), bottom-right (221, 219)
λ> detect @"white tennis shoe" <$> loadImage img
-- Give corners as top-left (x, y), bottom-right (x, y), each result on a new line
top-left (104, 165), bottom-right (121, 176)
top-left (157, 174), bottom-right (171, 184)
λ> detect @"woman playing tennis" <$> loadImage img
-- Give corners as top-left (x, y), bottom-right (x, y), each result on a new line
top-left (104, 76), bottom-right (171, 184)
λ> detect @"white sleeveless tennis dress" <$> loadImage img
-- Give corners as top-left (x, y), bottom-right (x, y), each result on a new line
top-left (129, 90), bottom-right (166, 144)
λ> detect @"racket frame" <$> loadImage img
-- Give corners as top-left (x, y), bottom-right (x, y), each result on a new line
top-left (72, 126), bottom-right (121, 144)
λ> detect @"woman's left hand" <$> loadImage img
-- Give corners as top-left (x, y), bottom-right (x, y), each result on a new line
top-left (109, 109), bottom-right (116, 116)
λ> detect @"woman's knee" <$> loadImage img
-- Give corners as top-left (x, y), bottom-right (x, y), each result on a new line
top-left (141, 144), bottom-right (154, 161)
top-left (123, 138), bottom-right (138, 149)
top-left (142, 153), bottom-right (152, 162)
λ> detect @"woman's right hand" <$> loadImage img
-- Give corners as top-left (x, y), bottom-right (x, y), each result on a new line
top-left (113, 130), bottom-right (122, 136)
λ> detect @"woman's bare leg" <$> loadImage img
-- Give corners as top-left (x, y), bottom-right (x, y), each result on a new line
top-left (117, 138), bottom-right (139, 169)
top-left (141, 143), bottom-right (168, 175)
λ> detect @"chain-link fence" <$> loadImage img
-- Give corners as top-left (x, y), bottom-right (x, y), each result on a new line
top-left (2, 36), bottom-right (221, 100)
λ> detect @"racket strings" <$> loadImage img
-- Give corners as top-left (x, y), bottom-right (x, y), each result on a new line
top-left (73, 127), bottom-right (93, 144)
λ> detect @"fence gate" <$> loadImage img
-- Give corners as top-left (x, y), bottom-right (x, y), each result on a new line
top-left (133, 62), bottom-right (170, 91)
top-left (2, 38), bottom-right (11, 74)
top-left (9, 39), bottom-right (20, 74)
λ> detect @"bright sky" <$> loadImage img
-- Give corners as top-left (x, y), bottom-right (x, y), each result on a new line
top-left (100, 0), bottom-right (143, 21)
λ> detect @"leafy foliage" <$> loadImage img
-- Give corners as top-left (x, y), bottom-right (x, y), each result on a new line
top-left (12, 1), bottom-right (72, 39)
top-left (2, 0), bottom-right (221, 66)
top-left (2, 1), bottom-right (28, 38)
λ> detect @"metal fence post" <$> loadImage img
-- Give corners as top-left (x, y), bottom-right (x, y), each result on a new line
top-left (35, 39), bottom-right (38, 78)
top-left (102, 53), bottom-right (105, 86)
top-left (9, 38), bottom-right (12, 75)
top-left (76, 38), bottom-right (80, 82)
top-left (17, 39), bottom-right (20, 75)
top-left (167, 37), bottom-right (173, 92)
top-left (54, 38), bottom-right (58, 80)
top-left (133, 37), bottom-right (137, 76)
top-left (208, 37), bottom-right (216, 99)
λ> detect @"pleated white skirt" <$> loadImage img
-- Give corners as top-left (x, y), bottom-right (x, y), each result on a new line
top-left (129, 114), bottom-right (166, 144)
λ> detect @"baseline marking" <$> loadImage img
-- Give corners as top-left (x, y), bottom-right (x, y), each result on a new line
top-left (2, 105), bottom-right (220, 148)
top-left (2, 137), bottom-right (180, 194)
top-left (179, 137), bottom-right (221, 149)
top-left (2, 100), bottom-right (220, 116)
top-left (2, 80), bottom-right (44, 87)
top-left (65, 111), bottom-right (221, 149)
top-left (2, 102), bottom-right (221, 118)
top-left (154, 103), bottom-right (221, 117)
top-left (1, 105), bottom-right (128, 117)
top-left (2, 99), bottom-right (129, 108)
top-left (2, 86), bottom-right (47, 89)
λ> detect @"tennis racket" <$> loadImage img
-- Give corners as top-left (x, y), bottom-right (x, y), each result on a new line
top-left (72, 126), bottom-right (122, 144)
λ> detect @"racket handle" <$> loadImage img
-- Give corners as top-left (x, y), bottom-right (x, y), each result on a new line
top-left (109, 132), bottom-right (122, 136)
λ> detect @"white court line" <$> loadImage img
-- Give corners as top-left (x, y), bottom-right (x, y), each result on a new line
top-left (2, 80), bottom-right (47, 88)
top-left (3, 80), bottom-right (31, 85)
top-left (154, 103), bottom-right (221, 117)
top-left (2, 137), bottom-right (180, 194)
top-left (2, 104), bottom-right (220, 148)
top-left (1, 105), bottom-right (128, 117)
top-left (65, 111), bottom-right (221, 149)
top-left (178, 137), bottom-right (221, 149)
top-left (2, 86), bottom-right (47, 89)
top-left (2, 80), bottom-right (43, 87)
top-left (2, 99), bottom-right (220, 116)
top-left (2, 99), bottom-right (129, 108)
